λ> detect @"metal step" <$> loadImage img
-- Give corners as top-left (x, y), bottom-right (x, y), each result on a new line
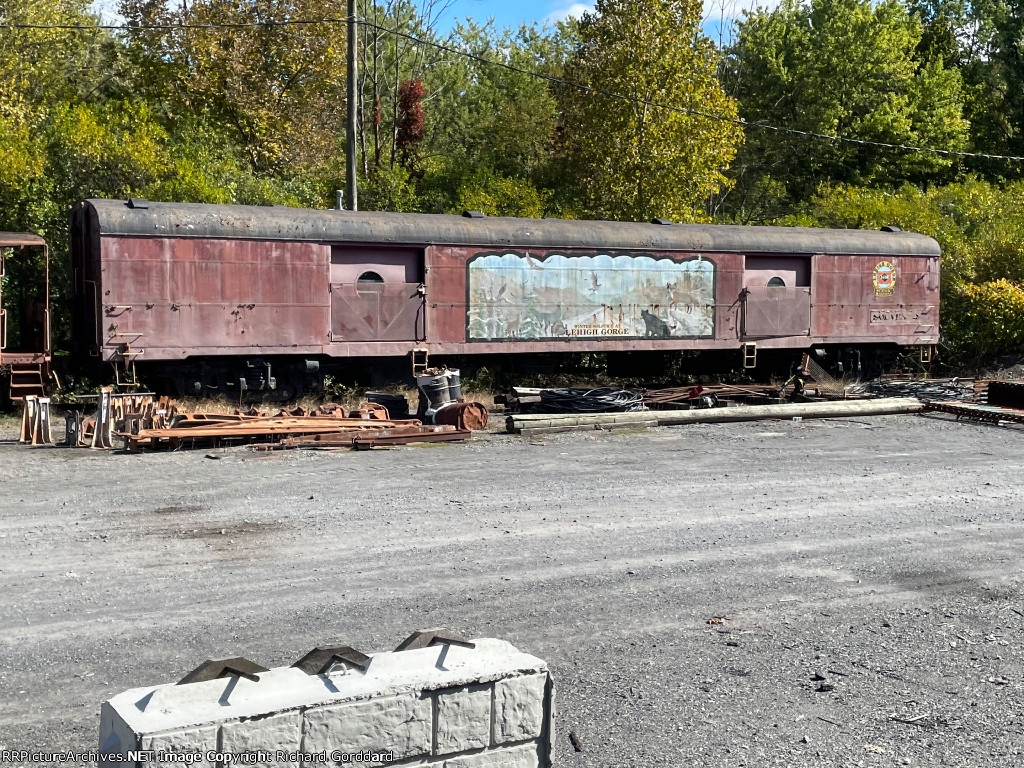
top-left (7, 364), bottom-right (46, 399)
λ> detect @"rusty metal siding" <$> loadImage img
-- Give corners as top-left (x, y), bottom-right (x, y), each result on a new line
top-left (811, 254), bottom-right (939, 343)
top-left (83, 199), bottom-right (941, 258)
top-left (76, 199), bottom-right (943, 362)
top-left (98, 236), bottom-right (330, 361)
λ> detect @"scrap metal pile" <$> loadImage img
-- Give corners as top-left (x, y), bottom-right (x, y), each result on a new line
top-left (847, 377), bottom-right (976, 402)
top-left (498, 354), bottom-right (859, 417)
top-left (499, 379), bottom-right (820, 416)
top-left (497, 387), bottom-right (646, 414)
top-left (923, 380), bottom-right (1024, 426)
top-left (20, 389), bottom-right (488, 451)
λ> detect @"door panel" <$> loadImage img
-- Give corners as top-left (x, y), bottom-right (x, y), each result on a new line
top-left (742, 255), bottom-right (812, 337)
top-left (329, 245), bottom-right (425, 342)
top-left (331, 282), bottom-right (425, 342)
top-left (742, 286), bottom-right (811, 337)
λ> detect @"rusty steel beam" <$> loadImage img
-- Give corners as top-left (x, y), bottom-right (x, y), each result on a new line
top-left (121, 414), bottom-right (435, 451)
top-left (352, 429), bottom-right (471, 449)
top-left (280, 425), bottom-right (456, 447)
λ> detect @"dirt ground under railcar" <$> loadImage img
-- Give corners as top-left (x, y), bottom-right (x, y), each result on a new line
top-left (1, 414), bottom-right (1023, 767)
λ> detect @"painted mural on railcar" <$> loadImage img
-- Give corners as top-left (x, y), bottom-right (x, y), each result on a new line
top-left (467, 252), bottom-right (715, 341)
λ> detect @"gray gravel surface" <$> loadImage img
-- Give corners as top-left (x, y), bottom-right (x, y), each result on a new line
top-left (1, 413), bottom-right (1023, 767)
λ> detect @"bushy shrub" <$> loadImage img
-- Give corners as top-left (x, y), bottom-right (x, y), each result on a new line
top-left (942, 279), bottom-right (1024, 363)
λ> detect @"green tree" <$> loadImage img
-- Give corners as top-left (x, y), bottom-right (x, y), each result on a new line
top-left (417, 20), bottom-right (571, 215)
top-left (909, 0), bottom-right (1016, 178)
top-left (353, 13), bottom-right (574, 215)
top-left (556, 0), bottom-right (742, 223)
top-left (722, 0), bottom-right (969, 221)
top-left (0, 0), bottom-right (109, 231)
top-left (120, 0), bottom-right (348, 176)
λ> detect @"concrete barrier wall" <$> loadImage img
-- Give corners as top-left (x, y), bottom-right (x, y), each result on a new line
top-left (99, 638), bottom-right (553, 768)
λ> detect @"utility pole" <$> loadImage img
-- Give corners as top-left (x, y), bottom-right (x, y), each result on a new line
top-left (346, 0), bottom-right (358, 211)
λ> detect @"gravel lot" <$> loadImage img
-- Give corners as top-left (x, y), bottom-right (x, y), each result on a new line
top-left (1, 412), bottom-right (1022, 767)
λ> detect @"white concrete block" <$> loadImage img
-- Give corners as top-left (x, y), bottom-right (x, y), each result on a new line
top-left (113, 668), bottom-right (319, 735)
top-left (302, 693), bottom-right (432, 764)
top-left (104, 640), bottom-right (546, 736)
top-left (139, 725), bottom-right (218, 767)
top-left (98, 702), bottom-right (137, 768)
top-left (444, 743), bottom-right (539, 768)
top-left (220, 710), bottom-right (302, 766)
top-left (435, 684), bottom-right (492, 754)
top-left (100, 638), bottom-right (552, 768)
top-left (493, 674), bottom-right (546, 745)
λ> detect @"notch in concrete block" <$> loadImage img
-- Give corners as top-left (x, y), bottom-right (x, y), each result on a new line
top-left (177, 657), bottom-right (269, 685)
top-left (292, 646), bottom-right (370, 676)
top-left (395, 628), bottom-right (476, 652)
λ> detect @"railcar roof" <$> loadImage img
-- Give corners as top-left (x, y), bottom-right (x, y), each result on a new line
top-left (81, 199), bottom-right (941, 257)
top-left (0, 232), bottom-right (47, 247)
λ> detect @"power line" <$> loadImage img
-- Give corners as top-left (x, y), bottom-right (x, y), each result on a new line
top-left (361, 18), bottom-right (1024, 162)
top-left (3, 14), bottom-right (1023, 163)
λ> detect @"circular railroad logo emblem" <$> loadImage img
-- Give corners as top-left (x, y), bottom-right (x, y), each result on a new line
top-left (873, 261), bottom-right (895, 296)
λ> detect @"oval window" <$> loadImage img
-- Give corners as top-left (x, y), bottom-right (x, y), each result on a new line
top-left (357, 271), bottom-right (384, 283)
top-left (766, 276), bottom-right (786, 301)
top-left (767, 276), bottom-right (786, 287)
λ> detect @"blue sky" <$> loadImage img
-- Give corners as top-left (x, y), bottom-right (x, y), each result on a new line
top-left (446, 0), bottom-right (594, 29)
top-left (91, 0), bottom-right (771, 42)
top-left (442, 0), bottom-right (773, 42)
top-left (89, 0), bottom-right (597, 29)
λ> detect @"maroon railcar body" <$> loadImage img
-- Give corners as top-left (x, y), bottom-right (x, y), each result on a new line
top-left (70, 199), bottom-right (939, 392)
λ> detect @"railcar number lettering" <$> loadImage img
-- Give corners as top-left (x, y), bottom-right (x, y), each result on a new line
top-left (869, 309), bottom-right (929, 323)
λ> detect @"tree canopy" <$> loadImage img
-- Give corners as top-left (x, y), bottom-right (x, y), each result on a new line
top-left (557, 0), bottom-right (743, 222)
top-left (721, 0), bottom-right (969, 221)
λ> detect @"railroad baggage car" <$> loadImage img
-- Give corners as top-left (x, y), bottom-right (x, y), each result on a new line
top-left (69, 199), bottom-right (940, 396)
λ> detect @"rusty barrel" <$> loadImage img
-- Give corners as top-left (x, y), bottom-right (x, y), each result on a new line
top-left (433, 402), bottom-right (489, 431)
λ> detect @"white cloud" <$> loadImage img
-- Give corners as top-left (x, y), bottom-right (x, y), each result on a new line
top-left (545, 2), bottom-right (595, 25)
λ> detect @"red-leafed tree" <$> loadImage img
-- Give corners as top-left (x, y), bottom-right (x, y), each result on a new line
top-left (396, 78), bottom-right (425, 169)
